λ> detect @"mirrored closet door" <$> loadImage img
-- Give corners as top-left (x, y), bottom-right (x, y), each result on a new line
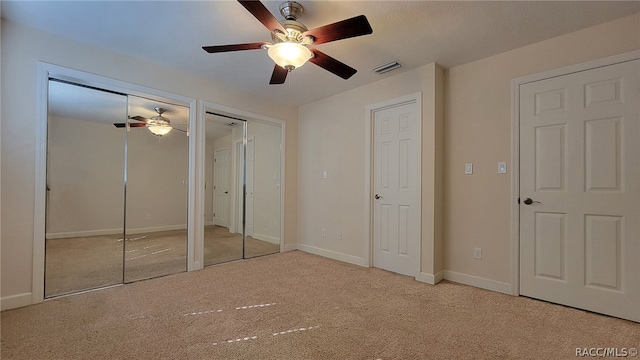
top-left (45, 80), bottom-right (127, 297)
top-left (124, 95), bottom-right (188, 282)
top-left (44, 80), bottom-right (189, 298)
top-left (203, 113), bottom-right (243, 266)
top-left (203, 113), bottom-right (282, 266)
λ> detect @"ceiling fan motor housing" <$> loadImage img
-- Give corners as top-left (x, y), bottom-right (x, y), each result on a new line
top-left (279, 1), bottom-right (303, 21)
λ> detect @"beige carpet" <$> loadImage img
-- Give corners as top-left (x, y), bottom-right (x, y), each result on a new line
top-left (3, 251), bottom-right (638, 359)
top-left (45, 226), bottom-right (279, 297)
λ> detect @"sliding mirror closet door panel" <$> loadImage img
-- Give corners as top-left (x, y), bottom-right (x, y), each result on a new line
top-left (124, 97), bottom-right (188, 282)
top-left (203, 113), bottom-right (244, 266)
top-left (244, 121), bottom-right (281, 258)
top-left (45, 80), bottom-right (127, 297)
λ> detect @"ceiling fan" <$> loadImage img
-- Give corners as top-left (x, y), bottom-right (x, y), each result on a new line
top-left (202, 0), bottom-right (373, 84)
top-left (113, 107), bottom-right (187, 137)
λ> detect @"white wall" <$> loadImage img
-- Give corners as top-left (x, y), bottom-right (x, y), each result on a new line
top-left (0, 19), bottom-right (297, 306)
top-left (443, 13), bottom-right (640, 289)
top-left (297, 13), bottom-right (639, 291)
top-left (298, 63), bottom-right (444, 277)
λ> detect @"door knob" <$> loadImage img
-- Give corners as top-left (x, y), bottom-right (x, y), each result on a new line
top-left (374, 194), bottom-right (381, 200)
top-left (523, 198), bottom-right (540, 205)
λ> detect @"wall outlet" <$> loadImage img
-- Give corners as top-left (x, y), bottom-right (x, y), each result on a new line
top-left (498, 162), bottom-right (507, 174)
top-left (474, 247), bottom-right (482, 260)
top-left (336, 231), bottom-right (342, 240)
top-left (322, 228), bottom-right (326, 237)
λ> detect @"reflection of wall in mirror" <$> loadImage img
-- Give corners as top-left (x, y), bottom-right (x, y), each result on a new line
top-left (47, 115), bottom-right (125, 237)
top-left (249, 122), bottom-right (282, 244)
top-left (46, 115), bottom-right (189, 238)
top-left (126, 124), bottom-right (188, 231)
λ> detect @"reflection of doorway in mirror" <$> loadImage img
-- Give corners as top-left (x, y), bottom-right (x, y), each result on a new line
top-left (213, 148), bottom-right (230, 228)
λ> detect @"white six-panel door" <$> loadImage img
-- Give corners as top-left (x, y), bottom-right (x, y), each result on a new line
top-left (373, 99), bottom-right (421, 277)
top-left (519, 59), bottom-right (639, 321)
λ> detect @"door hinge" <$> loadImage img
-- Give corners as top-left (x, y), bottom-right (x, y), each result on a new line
top-left (517, 197), bottom-right (521, 204)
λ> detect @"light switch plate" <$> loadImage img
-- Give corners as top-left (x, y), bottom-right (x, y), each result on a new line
top-left (498, 162), bottom-right (507, 174)
top-left (465, 163), bottom-right (473, 175)
top-left (322, 170), bottom-right (328, 179)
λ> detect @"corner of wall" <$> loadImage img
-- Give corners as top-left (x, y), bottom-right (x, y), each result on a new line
top-left (433, 64), bottom-right (445, 275)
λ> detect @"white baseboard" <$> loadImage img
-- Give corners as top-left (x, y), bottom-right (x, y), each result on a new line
top-left (283, 243), bottom-right (298, 252)
top-left (442, 270), bottom-right (513, 294)
top-left (1, 292), bottom-right (32, 311)
top-left (252, 232), bottom-right (280, 245)
top-left (297, 244), bottom-right (366, 267)
top-left (46, 224), bottom-right (187, 239)
top-left (415, 270), bottom-right (444, 285)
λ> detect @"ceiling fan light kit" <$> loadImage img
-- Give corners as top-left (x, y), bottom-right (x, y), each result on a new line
top-left (267, 42), bottom-right (312, 70)
top-left (203, 0), bottom-right (373, 84)
top-left (114, 107), bottom-right (188, 137)
top-left (146, 107), bottom-right (173, 136)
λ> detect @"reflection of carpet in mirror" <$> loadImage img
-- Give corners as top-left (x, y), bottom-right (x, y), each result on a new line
top-left (204, 225), bottom-right (279, 267)
top-left (45, 226), bottom-right (278, 297)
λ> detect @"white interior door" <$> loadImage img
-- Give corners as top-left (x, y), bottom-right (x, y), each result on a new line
top-left (372, 99), bottom-right (421, 277)
top-left (519, 59), bottom-right (639, 322)
top-left (213, 148), bottom-right (230, 227)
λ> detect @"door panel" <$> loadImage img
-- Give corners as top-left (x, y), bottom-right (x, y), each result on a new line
top-left (45, 81), bottom-right (127, 297)
top-left (203, 113), bottom-right (242, 266)
top-left (244, 122), bottom-right (282, 259)
top-left (372, 99), bottom-right (420, 277)
top-left (214, 148), bottom-right (230, 227)
top-left (124, 96), bottom-right (188, 282)
top-left (520, 59), bottom-right (639, 321)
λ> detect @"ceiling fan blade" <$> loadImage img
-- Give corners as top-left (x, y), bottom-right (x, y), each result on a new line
top-left (128, 115), bottom-right (148, 123)
top-left (202, 42), bottom-right (267, 53)
top-left (309, 49), bottom-right (357, 80)
top-left (172, 127), bottom-right (188, 134)
top-left (269, 65), bottom-right (288, 84)
top-left (238, 0), bottom-right (286, 34)
top-left (114, 123), bottom-right (146, 128)
top-left (303, 15), bottom-right (372, 45)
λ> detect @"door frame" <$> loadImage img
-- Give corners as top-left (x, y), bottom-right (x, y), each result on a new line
top-left (364, 92), bottom-right (422, 273)
top-left (509, 50), bottom-right (640, 296)
top-left (34, 62), bottom-right (197, 303)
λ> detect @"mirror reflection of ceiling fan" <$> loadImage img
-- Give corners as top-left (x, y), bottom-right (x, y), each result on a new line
top-left (113, 107), bottom-right (187, 137)
top-left (202, 0), bottom-right (373, 84)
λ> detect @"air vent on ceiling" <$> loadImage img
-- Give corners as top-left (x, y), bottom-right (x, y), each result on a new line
top-left (371, 61), bottom-right (401, 75)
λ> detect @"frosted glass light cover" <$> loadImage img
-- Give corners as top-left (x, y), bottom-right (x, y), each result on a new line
top-left (147, 123), bottom-right (172, 136)
top-left (267, 42), bottom-right (312, 70)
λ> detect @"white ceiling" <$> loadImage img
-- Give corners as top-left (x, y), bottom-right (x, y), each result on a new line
top-left (3, 1), bottom-right (639, 107)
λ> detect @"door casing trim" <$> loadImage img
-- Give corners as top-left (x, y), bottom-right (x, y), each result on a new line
top-left (509, 50), bottom-right (640, 296)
